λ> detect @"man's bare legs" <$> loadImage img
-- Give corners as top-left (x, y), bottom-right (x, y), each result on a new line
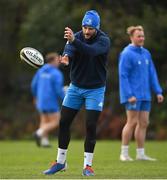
top-left (135, 111), bottom-right (149, 148)
top-left (120, 110), bottom-right (156, 161)
top-left (120, 110), bottom-right (139, 161)
top-left (135, 111), bottom-right (156, 160)
top-left (35, 113), bottom-right (60, 147)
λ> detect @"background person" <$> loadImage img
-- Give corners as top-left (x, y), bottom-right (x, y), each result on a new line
top-left (31, 52), bottom-right (65, 147)
top-left (119, 25), bottom-right (164, 161)
top-left (43, 10), bottom-right (110, 176)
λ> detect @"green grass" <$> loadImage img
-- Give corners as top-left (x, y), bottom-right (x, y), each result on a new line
top-left (0, 140), bottom-right (167, 179)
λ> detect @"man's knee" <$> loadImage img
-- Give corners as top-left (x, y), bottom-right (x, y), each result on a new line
top-left (126, 118), bottom-right (137, 128)
top-left (86, 120), bottom-right (96, 130)
top-left (138, 119), bottom-right (149, 128)
top-left (59, 106), bottom-right (78, 130)
top-left (86, 110), bottom-right (100, 134)
top-left (59, 118), bottom-right (69, 131)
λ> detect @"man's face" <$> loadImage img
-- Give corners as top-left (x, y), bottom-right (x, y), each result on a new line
top-left (131, 30), bottom-right (145, 46)
top-left (82, 26), bottom-right (96, 39)
top-left (53, 56), bottom-right (61, 67)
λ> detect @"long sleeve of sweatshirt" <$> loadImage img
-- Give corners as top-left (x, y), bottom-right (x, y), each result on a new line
top-left (63, 41), bottom-right (76, 58)
top-left (71, 35), bottom-right (110, 56)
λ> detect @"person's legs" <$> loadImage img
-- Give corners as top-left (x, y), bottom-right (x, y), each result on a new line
top-left (41, 112), bottom-right (60, 135)
top-left (135, 111), bottom-right (149, 149)
top-left (39, 114), bottom-right (48, 130)
top-left (134, 101), bottom-right (155, 160)
top-left (84, 110), bottom-right (100, 168)
top-left (39, 112), bottom-right (60, 147)
top-left (135, 109), bottom-right (156, 161)
top-left (122, 110), bottom-right (139, 145)
top-left (43, 106), bottom-right (78, 175)
top-left (58, 84), bottom-right (84, 151)
top-left (120, 110), bottom-right (139, 161)
top-left (58, 106), bottom-right (78, 152)
top-left (34, 114), bottom-right (48, 146)
top-left (83, 87), bottom-right (104, 176)
top-left (44, 84), bottom-right (84, 175)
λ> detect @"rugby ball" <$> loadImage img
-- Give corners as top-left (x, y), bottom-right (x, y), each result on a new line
top-left (20, 47), bottom-right (44, 68)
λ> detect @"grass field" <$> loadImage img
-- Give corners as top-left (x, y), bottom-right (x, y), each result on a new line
top-left (0, 140), bottom-right (167, 179)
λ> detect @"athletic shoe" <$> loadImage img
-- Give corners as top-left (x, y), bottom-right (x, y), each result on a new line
top-left (120, 154), bottom-right (134, 161)
top-left (41, 137), bottom-right (51, 147)
top-left (33, 132), bottom-right (41, 147)
top-left (136, 154), bottom-right (157, 161)
top-left (82, 165), bottom-right (94, 176)
top-left (43, 161), bottom-right (67, 175)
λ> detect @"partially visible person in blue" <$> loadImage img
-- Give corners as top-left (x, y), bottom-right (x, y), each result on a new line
top-left (119, 25), bottom-right (164, 161)
top-left (43, 10), bottom-right (110, 176)
top-left (31, 52), bottom-right (65, 147)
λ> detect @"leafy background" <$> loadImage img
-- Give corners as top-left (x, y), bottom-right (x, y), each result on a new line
top-left (0, 0), bottom-right (167, 139)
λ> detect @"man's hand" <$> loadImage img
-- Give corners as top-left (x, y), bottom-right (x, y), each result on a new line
top-left (128, 96), bottom-right (137, 104)
top-left (61, 54), bottom-right (69, 66)
top-left (64, 27), bottom-right (75, 43)
top-left (157, 94), bottom-right (164, 103)
top-left (63, 85), bottom-right (69, 94)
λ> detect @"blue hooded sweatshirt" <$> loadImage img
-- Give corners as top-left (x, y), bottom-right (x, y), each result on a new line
top-left (119, 44), bottom-right (162, 104)
top-left (63, 30), bottom-right (110, 89)
top-left (31, 64), bottom-right (65, 111)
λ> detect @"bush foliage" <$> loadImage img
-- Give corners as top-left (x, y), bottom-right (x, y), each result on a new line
top-left (0, 0), bottom-right (167, 139)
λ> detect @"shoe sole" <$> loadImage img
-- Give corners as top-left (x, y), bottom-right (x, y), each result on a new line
top-left (43, 167), bottom-right (67, 175)
top-left (120, 158), bottom-right (134, 161)
top-left (61, 162), bottom-right (68, 172)
top-left (82, 173), bottom-right (94, 176)
top-left (120, 157), bottom-right (134, 161)
top-left (82, 169), bottom-right (94, 176)
top-left (43, 162), bottom-right (67, 175)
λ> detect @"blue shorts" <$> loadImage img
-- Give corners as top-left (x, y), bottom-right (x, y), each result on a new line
top-left (62, 84), bottom-right (105, 111)
top-left (125, 101), bottom-right (151, 112)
